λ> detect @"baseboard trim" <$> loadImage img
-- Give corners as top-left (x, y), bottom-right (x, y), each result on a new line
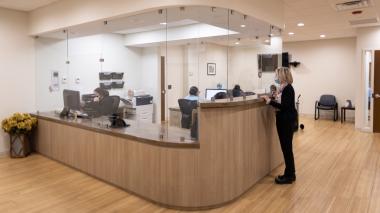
top-left (0, 151), bottom-right (9, 158)
top-left (299, 113), bottom-right (355, 122)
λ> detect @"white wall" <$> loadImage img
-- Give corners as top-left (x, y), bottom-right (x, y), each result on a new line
top-left (141, 47), bottom-right (160, 123)
top-left (284, 38), bottom-right (357, 119)
top-left (166, 46), bottom-right (185, 110)
top-left (0, 8), bottom-right (35, 154)
top-left (35, 33), bottom-right (143, 111)
top-left (185, 43), bottom-right (228, 98)
top-left (228, 37), bottom-right (283, 92)
top-left (356, 26), bottom-right (380, 129)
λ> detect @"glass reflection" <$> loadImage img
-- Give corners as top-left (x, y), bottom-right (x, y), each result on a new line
top-left (35, 6), bottom-right (283, 141)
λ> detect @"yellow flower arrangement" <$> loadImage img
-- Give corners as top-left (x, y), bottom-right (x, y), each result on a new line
top-left (1, 113), bottom-right (37, 135)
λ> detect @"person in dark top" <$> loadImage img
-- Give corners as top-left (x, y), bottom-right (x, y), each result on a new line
top-left (270, 84), bottom-right (278, 100)
top-left (232, 84), bottom-right (243, 97)
top-left (214, 92), bottom-right (227, 100)
top-left (86, 88), bottom-right (114, 117)
top-left (185, 86), bottom-right (200, 101)
top-left (263, 67), bottom-right (297, 184)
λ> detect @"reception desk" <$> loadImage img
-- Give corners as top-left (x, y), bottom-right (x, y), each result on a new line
top-left (33, 96), bottom-right (282, 210)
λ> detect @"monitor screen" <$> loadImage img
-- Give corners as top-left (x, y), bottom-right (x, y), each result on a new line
top-left (63, 89), bottom-right (81, 110)
top-left (205, 89), bottom-right (227, 100)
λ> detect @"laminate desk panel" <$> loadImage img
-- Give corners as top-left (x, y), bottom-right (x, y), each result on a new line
top-left (33, 98), bottom-right (282, 210)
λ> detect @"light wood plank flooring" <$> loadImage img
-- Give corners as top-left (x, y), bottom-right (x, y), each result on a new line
top-left (0, 117), bottom-right (379, 213)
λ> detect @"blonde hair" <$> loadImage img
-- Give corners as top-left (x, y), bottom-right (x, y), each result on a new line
top-left (276, 67), bottom-right (293, 84)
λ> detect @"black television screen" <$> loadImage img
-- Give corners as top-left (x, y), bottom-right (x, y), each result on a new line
top-left (282, 52), bottom-right (290, 68)
top-left (258, 54), bottom-right (278, 72)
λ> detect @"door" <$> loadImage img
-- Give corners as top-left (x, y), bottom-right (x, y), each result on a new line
top-left (374, 50), bottom-right (380, 133)
top-left (160, 56), bottom-right (166, 122)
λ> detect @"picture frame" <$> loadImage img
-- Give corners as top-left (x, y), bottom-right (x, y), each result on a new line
top-left (207, 63), bottom-right (216, 75)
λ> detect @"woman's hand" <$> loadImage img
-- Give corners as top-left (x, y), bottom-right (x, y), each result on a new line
top-left (262, 95), bottom-right (271, 104)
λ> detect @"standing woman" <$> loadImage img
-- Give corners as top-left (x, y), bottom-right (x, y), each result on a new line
top-left (263, 67), bottom-right (297, 184)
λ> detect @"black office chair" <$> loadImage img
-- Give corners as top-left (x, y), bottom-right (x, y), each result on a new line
top-left (178, 99), bottom-right (198, 129)
top-left (110, 95), bottom-right (121, 114)
top-left (315, 95), bottom-right (338, 121)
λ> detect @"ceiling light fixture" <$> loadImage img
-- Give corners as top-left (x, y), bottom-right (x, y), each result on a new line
top-left (265, 39), bottom-right (270, 43)
top-left (320, 34), bottom-right (326, 38)
top-left (297, 22), bottom-right (305, 27)
top-left (288, 32), bottom-right (295, 36)
top-left (160, 22), bottom-right (167, 25)
top-left (235, 38), bottom-right (241, 45)
top-left (240, 24), bottom-right (246, 28)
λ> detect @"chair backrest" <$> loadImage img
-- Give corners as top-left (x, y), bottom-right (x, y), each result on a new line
top-left (178, 99), bottom-right (198, 129)
top-left (110, 96), bottom-right (121, 113)
top-left (319, 95), bottom-right (336, 106)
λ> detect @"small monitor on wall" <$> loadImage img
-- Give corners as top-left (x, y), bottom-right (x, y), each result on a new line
top-left (282, 52), bottom-right (291, 68)
top-left (205, 89), bottom-right (227, 100)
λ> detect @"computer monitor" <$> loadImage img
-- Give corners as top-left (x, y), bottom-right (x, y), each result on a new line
top-left (63, 89), bottom-right (81, 111)
top-left (205, 89), bottom-right (227, 100)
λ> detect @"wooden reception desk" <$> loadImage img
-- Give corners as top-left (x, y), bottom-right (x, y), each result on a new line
top-left (33, 96), bottom-right (282, 210)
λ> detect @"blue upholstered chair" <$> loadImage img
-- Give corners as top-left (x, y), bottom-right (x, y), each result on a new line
top-left (315, 95), bottom-right (338, 121)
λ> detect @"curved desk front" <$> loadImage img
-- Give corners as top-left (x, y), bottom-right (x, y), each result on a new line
top-left (34, 97), bottom-right (283, 210)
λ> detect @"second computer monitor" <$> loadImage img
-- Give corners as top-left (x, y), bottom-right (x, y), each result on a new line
top-left (63, 89), bottom-right (81, 111)
top-left (205, 89), bottom-right (227, 100)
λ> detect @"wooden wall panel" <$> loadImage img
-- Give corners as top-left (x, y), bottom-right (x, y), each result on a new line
top-left (34, 102), bottom-right (282, 209)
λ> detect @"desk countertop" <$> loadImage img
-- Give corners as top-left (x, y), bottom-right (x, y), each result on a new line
top-left (34, 112), bottom-right (199, 149)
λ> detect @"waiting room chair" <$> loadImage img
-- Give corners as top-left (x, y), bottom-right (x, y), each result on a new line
top-left (315, 95), bottom-right (338, 121)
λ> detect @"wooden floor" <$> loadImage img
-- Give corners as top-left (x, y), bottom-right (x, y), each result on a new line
top-left (0, 117), bottom-right (379, 213)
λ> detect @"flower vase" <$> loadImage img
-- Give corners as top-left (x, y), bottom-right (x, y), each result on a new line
top-left (9, 134), bottom-right (30, 158)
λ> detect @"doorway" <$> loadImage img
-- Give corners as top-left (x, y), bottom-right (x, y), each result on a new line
top-left (374, 51), bottom-right (380, 133)
top-left (364, 50), bottom-right (373, 129)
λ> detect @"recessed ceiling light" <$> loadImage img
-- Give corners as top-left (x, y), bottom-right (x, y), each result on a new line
top-left (270, 33), bottom-right (274, 37)
top-left (288, 32), bottom-right (295, 36)
top-left (265, 39), bottom-right (270, 43)
top-left (160, 22), bottom-right (167, 25)
top-left (297, 22), bottom-right (305, 27)
top-left (240, 24), bottom-right (246, 28)
top-left (320, 34), bottom-right (326, 38)
top-left (235, 42), bottom-right (240, 45)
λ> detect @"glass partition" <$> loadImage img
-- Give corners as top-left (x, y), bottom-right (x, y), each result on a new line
top-left (35, 6), bottom-right (283, 142)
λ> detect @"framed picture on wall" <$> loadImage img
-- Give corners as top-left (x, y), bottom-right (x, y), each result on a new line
top-left (207, 63), bottom-right (216, 75)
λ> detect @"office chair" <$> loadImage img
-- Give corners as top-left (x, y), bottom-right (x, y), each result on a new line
top-left (100, 95), bottom-right (120, 116)
top-left (110, 95), bottom-right (121, 114)
top-left (315, 94), bottom-right (338, 121)
top-left (178, 99), bottom-right (198, 129)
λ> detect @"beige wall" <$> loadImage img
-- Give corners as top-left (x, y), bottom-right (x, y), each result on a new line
top-left (356, 26), bottom-right (380, 130)
top-left (0, 8), bottom-right (36, 154)
top-left (284, 38), bottom-right (357, 119)
top-left (28, 0), bottom-right (284, 35)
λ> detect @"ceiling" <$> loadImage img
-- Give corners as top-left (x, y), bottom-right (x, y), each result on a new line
top-left (4, 0), bottom-right (379, 42)
top-left (283, 0), bottom-right (380, 42)
top-left (39, 6), bottom-right (278, 47)
top-left (0, 0), bottom-right (59, 11)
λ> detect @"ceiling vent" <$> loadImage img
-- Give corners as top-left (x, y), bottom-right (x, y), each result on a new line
top-left (349, 17), bottom-right (379, 26)
top-left (334, 0), bottom-right (372, 11)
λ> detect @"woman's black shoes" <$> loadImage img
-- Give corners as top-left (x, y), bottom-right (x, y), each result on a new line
top-left (275, 175), bottom-right (296, 184)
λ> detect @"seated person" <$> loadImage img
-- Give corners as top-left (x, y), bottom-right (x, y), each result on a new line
top-left (84, 88), bottom-right (115, 117)
top-left (184, 86), bottom-right (200, 101)
top-left (214, 92), bottom-right (228, 100)
top-left (232, 84), bottom-right (244, 97)
top-left (270, 84), bottom-right (278, 100)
